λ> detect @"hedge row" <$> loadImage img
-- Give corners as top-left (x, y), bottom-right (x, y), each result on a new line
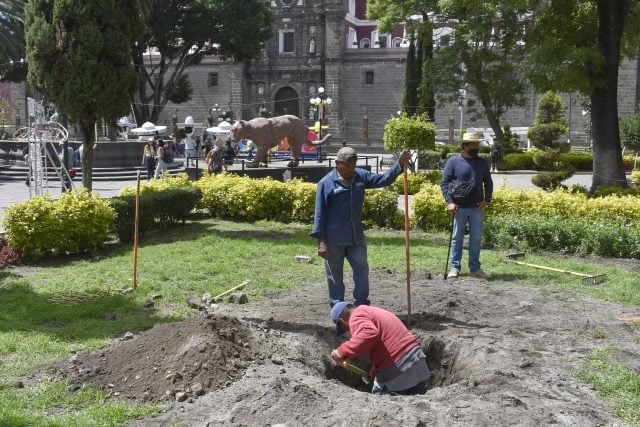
top-left (191, 173), bottom-right (400, 228)
top-left (501, 151), bottom-right (637, 171)
top-left (110, 187), bottom-right (202, 242)
top-left (1, 191), bottom-right (114, 258)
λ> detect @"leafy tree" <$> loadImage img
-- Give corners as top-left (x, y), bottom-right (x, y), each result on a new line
top-left (619, 112), bottom-right (640, 152)
top-left (26, 0), bottom-right (142, 190)
top-left (383, 113), bottom-right (436, 171)
top-left (368, 0), bottom-right (529, 144)
top-left (132, 0), bottom-right (272, 125)
top-left (0, 0), bottom-right (26, 81)
top-left (401, 37), bottom-right (418, 116)
top-left (525, 0), bottom-right (639, 190)
top-left (416, 21), bottom-right (435, 120)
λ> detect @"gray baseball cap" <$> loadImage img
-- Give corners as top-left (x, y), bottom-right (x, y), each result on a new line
top-left (335, 147), bottom-right (357, 162)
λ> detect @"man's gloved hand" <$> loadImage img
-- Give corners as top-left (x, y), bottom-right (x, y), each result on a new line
top-left (398, 149), bottom-right (411, 167)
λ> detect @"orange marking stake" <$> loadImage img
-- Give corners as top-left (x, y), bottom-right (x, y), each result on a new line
top-left (132, 171), bottom-right (141, 289)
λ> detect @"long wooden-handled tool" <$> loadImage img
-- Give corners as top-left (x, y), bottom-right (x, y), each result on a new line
top-left (132, 170), bottom-right (141, 290)
top-left (506, 253), bottom-right (606, 285)
top-left (402, 152), bottom-right (412, 327)
top-left (340, 361), bottom-right (370, 384)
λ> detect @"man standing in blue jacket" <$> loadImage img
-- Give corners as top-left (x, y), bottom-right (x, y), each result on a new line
top-left (440, 132), bottom-right (493, 279)
top-left (312, 146), bottom-right (410, 307)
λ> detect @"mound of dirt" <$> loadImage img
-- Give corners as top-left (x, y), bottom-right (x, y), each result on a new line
top-left (50, 315), bottom-right (256, 403)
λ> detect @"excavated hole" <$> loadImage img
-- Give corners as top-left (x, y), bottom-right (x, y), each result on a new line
top-left (303, 335), bottom-right (462, 393)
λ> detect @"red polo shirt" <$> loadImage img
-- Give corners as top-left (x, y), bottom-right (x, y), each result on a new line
top-left (337, 305), bottom-right (418, 376)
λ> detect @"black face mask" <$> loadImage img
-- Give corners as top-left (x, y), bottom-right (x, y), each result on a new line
top-left (468, 148), bottom-right (479, 157)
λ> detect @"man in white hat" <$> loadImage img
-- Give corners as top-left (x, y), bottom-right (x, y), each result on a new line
top-left (311, 146), bottom-right (410, 307)
top-left (440, 132), bottom-right (493, 279)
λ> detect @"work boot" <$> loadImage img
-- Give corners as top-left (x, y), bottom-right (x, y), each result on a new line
top-left (470, 268), bottom-right (490, 280)
top-left (447, 267), bottom-right (460, 278)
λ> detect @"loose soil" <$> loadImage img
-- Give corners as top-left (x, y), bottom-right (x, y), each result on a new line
top-left (36, 267), bottom-right (639, 426)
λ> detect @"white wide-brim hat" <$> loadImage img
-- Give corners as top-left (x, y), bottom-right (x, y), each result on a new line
top-left (131, 121), bottom-right (167, 134)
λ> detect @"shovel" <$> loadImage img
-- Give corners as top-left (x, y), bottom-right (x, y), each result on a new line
top-left (340, 361), bottom-right (370, 384)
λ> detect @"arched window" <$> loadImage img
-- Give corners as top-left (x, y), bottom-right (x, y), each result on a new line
top-left (360, 38), bottom-right (370, 49)
top-left (392, 37), bottom-right (403, 47)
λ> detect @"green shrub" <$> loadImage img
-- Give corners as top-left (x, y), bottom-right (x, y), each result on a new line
top-left (484, 214), bottom-right (640, 259)
top-left (530, 169), bottom-right (575, 190)
top-left (383, 114), bottom-right (436, 152)
top-left (632, 170), bottom-right (640, 186)
top-left (503, 152), bottom-right (535, 170)
top-left (110, 187), bottom-right (202, 242)
top-left (619, 113), bottom-right (640, 152)
top-left (362, 189), bottom-right (401, 228)
top-left (591, 185), bottom-right (640, 198)
top-left (417, 149), bottom-right (446, 170)
top-left (412, 183), bottom-right (449, 231)
top-left (195, 174), bottom-right (294, 222)
top-left (285, 179), bottom-right (316, 223)
top-left (118, 173), bottom-right (194, 197)
top-left (391, 170), bottom-right (442, 195)
top-left (559, 152), bottom-right (593, 171)
top-left (2, 190), bottom-right (115, 258)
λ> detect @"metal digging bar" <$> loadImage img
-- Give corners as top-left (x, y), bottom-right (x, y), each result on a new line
top-left (506, 253), bottom-right (607, 285)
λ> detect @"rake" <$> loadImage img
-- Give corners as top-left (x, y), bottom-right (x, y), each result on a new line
top-left (506, 252), bottom-right (607, 285)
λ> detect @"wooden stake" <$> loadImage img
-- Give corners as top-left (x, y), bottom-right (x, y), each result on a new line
top-left (132, 170), bottom-right (141, 289)
top-left (403, 157), bottom-right (411, 327)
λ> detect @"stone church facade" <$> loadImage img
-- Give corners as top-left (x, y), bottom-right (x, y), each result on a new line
top-left (162, 0), bottom-right (639, 151)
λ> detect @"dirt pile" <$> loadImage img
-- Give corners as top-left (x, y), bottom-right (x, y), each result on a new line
top-left (51, 315), bottom-right (256, 403)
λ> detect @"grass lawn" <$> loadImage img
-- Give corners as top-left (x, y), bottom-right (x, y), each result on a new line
top-left (1, 219), bottom-right (639, 426)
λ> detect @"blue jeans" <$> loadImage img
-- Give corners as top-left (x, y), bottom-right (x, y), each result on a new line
top-left (450, 207), bottom-right (484, 272)
top-left (372, 380), bottom-right (427, 396)
top-left (324, 241), bottom-right (370, 306)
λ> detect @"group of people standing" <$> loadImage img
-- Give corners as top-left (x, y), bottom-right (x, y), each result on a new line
top-left (142, 136), bottom-right (174, 181)
top-left (314, 136), bottom-right (494, 397)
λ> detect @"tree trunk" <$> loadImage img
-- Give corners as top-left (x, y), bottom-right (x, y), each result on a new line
top-left (80, 122), bottom-right (96, 191)
top-left (590, 0), bottom-right (630, 190)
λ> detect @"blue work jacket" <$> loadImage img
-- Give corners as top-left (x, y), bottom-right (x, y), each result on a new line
top-left (311, 163), bottom-right (402, 246)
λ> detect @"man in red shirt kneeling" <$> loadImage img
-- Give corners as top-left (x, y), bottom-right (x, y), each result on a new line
top-left (330, 302), bottom-right (430, 395)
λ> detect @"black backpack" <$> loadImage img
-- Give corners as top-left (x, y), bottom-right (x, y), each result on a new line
top-left (162, 148), bottom-right (172, 163)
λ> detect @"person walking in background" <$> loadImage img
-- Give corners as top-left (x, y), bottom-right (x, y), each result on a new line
top-left (222, 140), bottom-right (236, 170)
top-left (206, 138), bottom-right (224, 174)
top-left (154, 139), bottom-right (169, 179)
top-left (311, 146), bottom-right (410, 307)
top-left (441, 132), bottom-right (493, 279)
top-left (330, 302), bottom-right (430, 396)
top-left (490, 141), bottom-right (502, 172)
top-left (142, 137), bottom-right (156, 182)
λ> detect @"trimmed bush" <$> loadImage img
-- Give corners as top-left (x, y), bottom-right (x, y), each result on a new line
top-left (558, 152), bottom-right (593, 171)
top-left (2, 190), bottom-right (115, 258)
top-left (285, 179), bottom-right (317, 223)
top-left (119, 173), bottom-right (194, 197)
top-left (362, 189), bottom-right (401, 228)
top-left (111, 186), bottom-right (202, 242)
top-left (391, 170), bottom-right (442, 195)
top-left (632, 170), bottom-right (640, 186)
top-left (484, 214), bottom-right (640, 259)
top-left (503, 152), bottom-right (535, 170)
top-left (530, 169), bottom-right (575, 190)
top-left (412, 183), bottom-right (449, 231)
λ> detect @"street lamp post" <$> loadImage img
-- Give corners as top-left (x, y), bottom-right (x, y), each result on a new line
top-left (310, 87), bottom-right (332, 162)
